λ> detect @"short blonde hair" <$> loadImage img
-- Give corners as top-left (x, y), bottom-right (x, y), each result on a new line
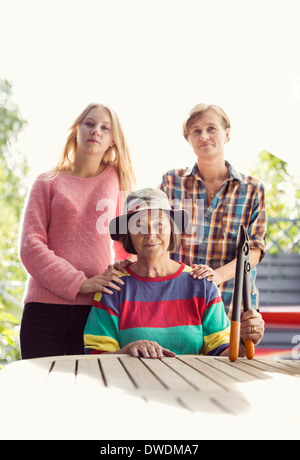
top-left (183, 103), bottom-right (231, 141)
top-left (55, 103), bottom-right (135, 191)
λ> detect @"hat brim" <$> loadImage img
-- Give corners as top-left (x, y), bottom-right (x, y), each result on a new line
top-left (109, 208), bottom-right (189, 241)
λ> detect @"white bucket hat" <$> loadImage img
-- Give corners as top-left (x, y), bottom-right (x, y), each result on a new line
top-left (109, 188), bottom-right (189, 241)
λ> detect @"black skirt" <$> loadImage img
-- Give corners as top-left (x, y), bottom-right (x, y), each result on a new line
top-left (20, 302), bottom-right (92, 359)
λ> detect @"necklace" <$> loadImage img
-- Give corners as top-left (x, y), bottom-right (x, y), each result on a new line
top-left (203, 167), bottom-right (229, 199)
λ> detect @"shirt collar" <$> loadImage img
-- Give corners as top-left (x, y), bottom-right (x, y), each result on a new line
top-left (227, 161), bottom-right (242, 182)
top-left (183, 161), bottom-right (242, 182)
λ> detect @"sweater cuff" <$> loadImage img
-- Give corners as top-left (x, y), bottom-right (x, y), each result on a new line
top-left (63, 272), bottom-right (87, 302)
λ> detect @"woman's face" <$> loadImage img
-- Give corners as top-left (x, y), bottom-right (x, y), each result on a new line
top-left (76, 106), bottom-right (114, 156)
top-left (187, 110), bottom-right (230, 161)
top-left (129, 210), bottom-right (171, 258)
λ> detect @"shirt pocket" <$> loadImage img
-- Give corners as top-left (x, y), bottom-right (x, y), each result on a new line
top-left (221, 201), bottom-right (243, 239)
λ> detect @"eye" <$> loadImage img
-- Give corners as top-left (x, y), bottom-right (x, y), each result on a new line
top-left (208, 126), bottom-right (216, 132)
top-left (136, 220), bottom-right (147, 231)
top-left (153, 221), bottom-right (166, 232)
top-left (192, 129), bottom-right (201, 135)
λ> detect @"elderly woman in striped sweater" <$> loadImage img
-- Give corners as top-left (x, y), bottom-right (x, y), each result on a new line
top-left (84, 188), bottom-right (264, 359)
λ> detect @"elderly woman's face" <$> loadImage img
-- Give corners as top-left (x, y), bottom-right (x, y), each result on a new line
top-left (129, 210), bottom-right (171, 257)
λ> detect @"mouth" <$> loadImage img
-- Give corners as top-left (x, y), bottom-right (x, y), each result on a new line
top-left (87, 139), bottom-right (99, 144)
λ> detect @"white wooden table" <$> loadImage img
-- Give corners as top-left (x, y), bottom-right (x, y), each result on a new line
top-left (0, 354), bottom-right (299, 440)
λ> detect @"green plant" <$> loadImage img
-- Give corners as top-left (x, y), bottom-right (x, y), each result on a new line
top-left (0, 79), bottom-right (29, 366)
top-left (249, 150), bottom-right (300, 254)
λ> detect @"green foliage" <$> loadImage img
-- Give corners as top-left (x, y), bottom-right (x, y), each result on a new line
top-left (0, 79), bottom-right (29, 367)
top-left (250, 150), bottom-right (300, 254)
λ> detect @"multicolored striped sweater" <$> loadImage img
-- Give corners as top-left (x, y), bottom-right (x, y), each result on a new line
top-left (84, 263), bottom-right (230, 356)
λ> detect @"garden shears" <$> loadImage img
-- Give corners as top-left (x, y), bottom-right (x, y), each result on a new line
top-left (229, 224), bottom-right (255, 362)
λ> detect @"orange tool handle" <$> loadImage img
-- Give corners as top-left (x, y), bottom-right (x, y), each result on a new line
top-left (229, 321), bottom-right (240, 362)
top-left (244, 339), bottom-right (255, 360)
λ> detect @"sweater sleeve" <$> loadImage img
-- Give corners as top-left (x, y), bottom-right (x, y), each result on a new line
top-left (19, 174), bottom-right (87, 302)
top-left (84, 291), bottom-right (121, 354)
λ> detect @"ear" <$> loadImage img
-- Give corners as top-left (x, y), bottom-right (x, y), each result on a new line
top-left (225, 128), bottom-right (230, 143)
top-left (186, 134), bottom-right (192, 145)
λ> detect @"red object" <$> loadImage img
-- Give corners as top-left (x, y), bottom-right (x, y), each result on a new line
top-left (257, 306), bottom-right (300, 359)
top-left (255, 348), bottom-right (293, 358)
top-left (260, 306), bottom-right (300, 328)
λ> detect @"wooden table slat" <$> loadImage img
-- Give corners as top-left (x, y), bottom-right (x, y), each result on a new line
top-left (119, 356), bottom-right (165, 389)
top-left (177, 355), bottom-right (236, 390)
top-left (278, 360), bottom-right (300, 371)
top-left (225, 359), bottom-right (272, 381)
top-left (75, 358), bottom-right (105, 387)
top-left (210, 392), bottom-right (251, 416)
top-left (196, 357), bottom-right (258, 383)
top-left (141, 357), bottom-right (196, 390)
top-left (249, 358), bottom-right (300, 376)
top-left (47, 359), bottom-right (76, 387)
top-left (140, 390), bottom-right (185, 408)
top-left (269, 359), bottom-right (300, 375)
top-left (179, 393), bottom-right (227, 414)
top-left (100, 357), bottom-right (136, 390)
top-left (163, 356), bottom-right (226, 392)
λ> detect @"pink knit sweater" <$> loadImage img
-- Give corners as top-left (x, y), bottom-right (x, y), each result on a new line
top-left (19, 166), bottom-right (127, 306)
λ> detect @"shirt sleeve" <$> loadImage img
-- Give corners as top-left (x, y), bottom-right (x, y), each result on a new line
top-left (202, 282), bottom-right (230, 356)
top-left (84, 291), bottom-right (121, 354)
top-left (19, 175), bottom-right (86, 301)
top-left (158, 172), bottom-right (169, 194)
top-left (248, 182), bottom-right (267, 260)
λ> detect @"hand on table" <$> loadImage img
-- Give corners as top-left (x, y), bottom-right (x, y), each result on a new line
top-left (118, 340), bottom-right (176, 359)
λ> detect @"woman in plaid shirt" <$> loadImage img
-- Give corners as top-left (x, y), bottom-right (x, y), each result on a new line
top-left (159, 104), bottom-right (266, 318)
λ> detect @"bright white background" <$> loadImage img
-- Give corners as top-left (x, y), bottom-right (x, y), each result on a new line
top-left (1, 0), bottom-right (300, 189)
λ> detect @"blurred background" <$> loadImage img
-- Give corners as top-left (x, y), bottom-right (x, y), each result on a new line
top-left (1, 0), bottom-right (300, 365)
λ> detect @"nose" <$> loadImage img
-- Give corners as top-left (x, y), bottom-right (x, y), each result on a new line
top-left (90, 125), bottom-right (100, 136)
top-left (145, 223), bottom-right (158, 237)
top-left (199, 129), bottom-right (209, 141)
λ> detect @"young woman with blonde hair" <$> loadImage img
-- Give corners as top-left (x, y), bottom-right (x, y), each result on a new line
top-left (19, 103), bottom-right (135, 358)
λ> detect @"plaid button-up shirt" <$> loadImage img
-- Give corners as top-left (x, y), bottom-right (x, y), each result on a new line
top-left (159, 161), bottom-right (266, 318)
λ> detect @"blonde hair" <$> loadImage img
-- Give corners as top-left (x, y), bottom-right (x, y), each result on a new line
top-left (183, 103), bottom-right (231, 141)
top-left (55, 103), bottom-right (135, 191)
